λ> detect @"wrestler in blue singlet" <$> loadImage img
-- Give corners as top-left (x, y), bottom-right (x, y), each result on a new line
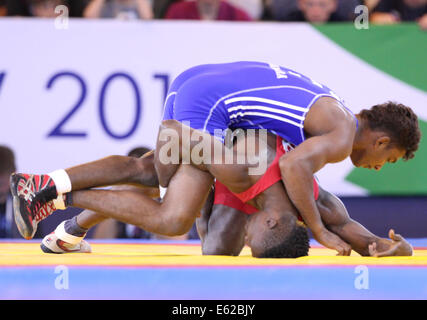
top-left (162, 61), bottom-right (356, 146)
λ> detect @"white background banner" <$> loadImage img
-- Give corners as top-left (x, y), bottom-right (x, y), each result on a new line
top-left (1, 18), bottom-right (426, 195)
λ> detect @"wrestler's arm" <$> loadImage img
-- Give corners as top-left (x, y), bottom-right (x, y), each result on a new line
top-left (317, 188), bottom-right (413, 257)
top-left (197, 189), bottom-right (247, 256)
top-left (279, 99), bottom-right (355, 255)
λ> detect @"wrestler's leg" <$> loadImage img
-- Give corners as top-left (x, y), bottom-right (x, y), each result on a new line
top-left (75, 184), bottom-right (160, 230)
top-left (68, 151), bottom-right (158, 229)
top-left (66, 151), bottom-right (158, 190)
top-left (41, 184), bottom-right (160, 254)
top-left (70, 164), bottom-right (214, 236)
top-left (157, 119), bottom-right (251, 190)
top-left (75, 209), bottom-right (107, 229)
top-left (154, 122), bottom-right (181, 187)
top-left (196, 189), bottom-right (214, 245)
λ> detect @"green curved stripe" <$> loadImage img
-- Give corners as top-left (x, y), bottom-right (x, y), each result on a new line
top-left (316, 23), bottom-right (427, 195)
top-left (315, 23), bottom-right (427, 93)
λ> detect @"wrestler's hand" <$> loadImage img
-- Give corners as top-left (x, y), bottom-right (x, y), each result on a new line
top-left (368, 229), bottom-right (413, 257)
top-left (315, 228), bottom-right (352, 256)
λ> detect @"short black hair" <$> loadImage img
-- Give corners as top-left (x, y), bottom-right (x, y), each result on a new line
top-left (360, 102), bottom-right (421, 160)
top-left (256, 224), bottom-right (310, 258)
top-left (0, 145), bottom-right (16, 174)
top-left (127, 146), bottom-right (151, 158)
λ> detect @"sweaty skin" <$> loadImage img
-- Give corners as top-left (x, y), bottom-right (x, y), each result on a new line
top-left (155, 97), bottom-right (406, 254)
top-left (152, 97), bottom-right (357, 254)
top-left (37, 94), bottom-right (408, 255)
top-left (197, 185), bottom-right (412, 257)
top-left (70, 126), bottom-right (289, 238)
top-left (69, 123), bottom-right (411, 257)
top-left (278, 98), bottom-right (357, 255)
top-left (186, 124), bottom-right (412, 257)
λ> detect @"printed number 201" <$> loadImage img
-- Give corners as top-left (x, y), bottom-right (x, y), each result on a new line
top-left (46, 71), bottom-right (169, 139)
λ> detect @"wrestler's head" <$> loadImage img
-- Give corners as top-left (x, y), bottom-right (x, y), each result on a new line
top-left (351, 102), bottom-right (420, 171)
top-left (246, 210), bottom-right (310, 258)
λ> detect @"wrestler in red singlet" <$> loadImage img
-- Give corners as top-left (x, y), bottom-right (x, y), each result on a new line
top-left (214, 136), bottom-right (319, 220)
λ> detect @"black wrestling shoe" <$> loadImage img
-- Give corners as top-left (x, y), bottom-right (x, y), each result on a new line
top-left (10, 173), bottom-right (59, 239)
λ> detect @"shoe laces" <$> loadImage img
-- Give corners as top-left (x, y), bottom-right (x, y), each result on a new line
top-left (17, 176), bottom-right (36, 202)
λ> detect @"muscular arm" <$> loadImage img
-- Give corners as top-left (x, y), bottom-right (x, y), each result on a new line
top-left (279, 98), bottom-right (356, 253)
top-left (317, 188), bottom-right (413, 256)
top-left (196, 187), bottom-right (247, 256)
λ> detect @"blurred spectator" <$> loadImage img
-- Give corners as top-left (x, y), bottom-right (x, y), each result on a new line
top-left (0, 0), bottom-right (6, 16)
top-left (370, 0), bottom-right (427, 29)
top-left (83, 0), bottom-right (153, 19)
top-left (270, 0), bottom-right (298, 20)
top-left (6, 0), bottom-right (87, 17)
top-left (365, 0), bottom-right (381, 10)
top-left (227, 0), bottom-right (263, 20)
top-left (165, 0), bottom-right (252, 21)
top-left (289, 0), bottom-right (342, 22)
top-left (93, 146), bottom-right (197, 240)
top-left (29, 0), bottom-right (63, 17)
top-left (338, 0), bottom-right (362, 20)
top-left (270, 0), bottom-right (361, 22)
top-left (0, 146), bottom-right (21, 238)
top-left (261, 0), bottom-right (272, 19)
top-left (153, 0), bottom-right (180, 18)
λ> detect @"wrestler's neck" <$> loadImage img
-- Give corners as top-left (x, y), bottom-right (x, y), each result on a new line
top-left (351, 114), bottom-right (366, 151)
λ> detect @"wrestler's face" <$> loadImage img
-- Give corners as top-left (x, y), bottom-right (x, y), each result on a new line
top-left (245, 211), bottom-right (273, 255)
top-left (350, 136), bottom-right (406, 171)
top-left (246, 210), bottom-right (293, 257)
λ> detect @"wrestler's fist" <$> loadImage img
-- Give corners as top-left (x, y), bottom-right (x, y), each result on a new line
top-left (315, 228), bottom-right (352, 256)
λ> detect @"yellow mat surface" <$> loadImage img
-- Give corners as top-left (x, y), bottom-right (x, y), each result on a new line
top-left (1, 242), bottom-right (427, 267)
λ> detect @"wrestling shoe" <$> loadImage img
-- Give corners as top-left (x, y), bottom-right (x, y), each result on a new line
top-left (40, 232), bottom-right (91, 254)
top-left (40, 220), bottom-right (91, 254)
top-left (10, 173), bottom-right (59, 239)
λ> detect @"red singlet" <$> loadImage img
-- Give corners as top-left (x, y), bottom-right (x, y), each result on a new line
top-left (213, 136), bottom-right (319, 217)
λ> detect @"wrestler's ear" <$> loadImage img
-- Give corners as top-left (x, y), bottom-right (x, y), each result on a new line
top-left (266, 217), bottom-right (278, 229)
top-left (375, 136), bottom-right (390, 150)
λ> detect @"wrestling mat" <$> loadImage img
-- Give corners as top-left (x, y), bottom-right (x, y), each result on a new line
top-left (1, 239), bottom-right (427, 300)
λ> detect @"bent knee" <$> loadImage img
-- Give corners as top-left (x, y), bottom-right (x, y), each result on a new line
top-left (154, 161), bottom-right (177, 188)
top-left (160, 119), bottom-right (181, 131)
top-left (202, 242), bottom-right (239, 256)
top-left (162, 216), bottom-right (194, 236)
